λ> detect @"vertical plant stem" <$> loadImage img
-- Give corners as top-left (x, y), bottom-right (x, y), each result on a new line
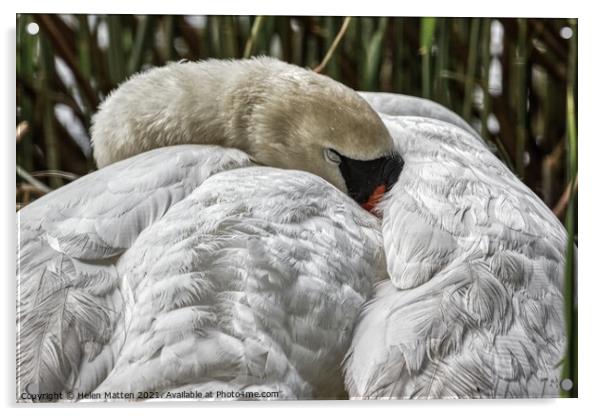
top-left (260, 16), bottom-right (276, 56)
top-left (276, 16), bottom-right (292, 63)
top-left (236, 15), bottom-right (251, 49)
top-left (515, 18), bottom-right (528, 178)
top-left (420, 17), bottom-right (437, 99)
top-left (88, 17), bottom-right (111, 95)
top-left (39, 35), bottom-right (62, 188)
top-left (208, 16), bottom-right (223, 58)
top-left (76, 16), bottom-right (92, 81)
top-left (107, 15), bottom-right (126, 84)
top-left (305, 24), bottom-right (319, 68)
top-left (359, 17), bottom-right (374, 90)
top-left (480, 18), bottom-right (492, 141)
top-left (243, 16), bottom-right (265, 58)
top-left (290, 17), bottom-right (304, 65)
top-left (221, 16), bottom-right (238, 58)
top-left (391, 17), bottom-right (404, 92)
top-left (343, 17), bottom-right (361, 74)
top-left (16, 14), bottom-right (35, 171)
top-left (561, 17), bottom-right (578, 399)
top-left (462, 18), bottom-right (480, 121)
top-left (129, 16), bottom-right (155, 74)
top-left (434, 18), bottom-right (450, 105)
top-left (75, 15), bottom-right (94, 169)
top-left (361, 17), bottom-right (388, 90)
top-left (163, 15), bottom-right (176, 61)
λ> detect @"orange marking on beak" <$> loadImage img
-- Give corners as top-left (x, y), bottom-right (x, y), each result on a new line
top-left (361, 184), bottom-right (387, 214)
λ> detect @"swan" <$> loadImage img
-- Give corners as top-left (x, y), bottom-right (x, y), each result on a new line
top-left (344, 93), bottom-right (570, 398)
top-left (17, 58), bottom-right (401, 401)
top-left (16, 57), bottom-right (568, 401)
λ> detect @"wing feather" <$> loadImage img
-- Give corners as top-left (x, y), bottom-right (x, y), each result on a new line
top-left (17, 145), bottom-right (251, 400)
top-left (345, 114), bottom-right (568, 399)
top-left (94, 167), bottom-right (386, 400)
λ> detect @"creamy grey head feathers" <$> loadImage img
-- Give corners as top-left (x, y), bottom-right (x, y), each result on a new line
top-left (91, 57), bottom-right (403, 206)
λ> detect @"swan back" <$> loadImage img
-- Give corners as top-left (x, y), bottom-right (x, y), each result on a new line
top-left (18, 144), bottom-right (387, 400)
top-left (344, 115), bottom-right (567, 398)
top-left (17, 146), bottom-right (251, 398)
top-left (93, 166), bottom-right (386, 399)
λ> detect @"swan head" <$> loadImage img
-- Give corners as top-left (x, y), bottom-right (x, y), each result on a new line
top-left (91, 57), bottom-right (403, 211)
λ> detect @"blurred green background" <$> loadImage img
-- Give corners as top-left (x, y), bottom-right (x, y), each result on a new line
top-left (15, 14), bottom-right (578, 396)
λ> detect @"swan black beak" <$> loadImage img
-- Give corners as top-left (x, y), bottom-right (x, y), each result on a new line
top-left (337, 152), bottom-right (404, 214)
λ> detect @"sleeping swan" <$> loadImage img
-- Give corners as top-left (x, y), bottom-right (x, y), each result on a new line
top-left (17, 58), bottom-right (402, 401)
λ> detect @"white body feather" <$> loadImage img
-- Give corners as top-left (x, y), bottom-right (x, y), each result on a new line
top-left (17, 145), bottom-right (386, 401)
top-left (343, 105), bottom-right (568, 398)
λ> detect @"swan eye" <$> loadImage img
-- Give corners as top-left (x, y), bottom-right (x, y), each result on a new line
top-left (324, 148), bottom-right (342, 165)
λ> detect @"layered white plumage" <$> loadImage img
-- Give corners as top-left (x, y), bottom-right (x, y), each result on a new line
top-left (17, 145), bottom-right (386, 401)
top-left (344, 94), bottom-right (568, 398)
top-left (17, 87), bottom-right (569, 401)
